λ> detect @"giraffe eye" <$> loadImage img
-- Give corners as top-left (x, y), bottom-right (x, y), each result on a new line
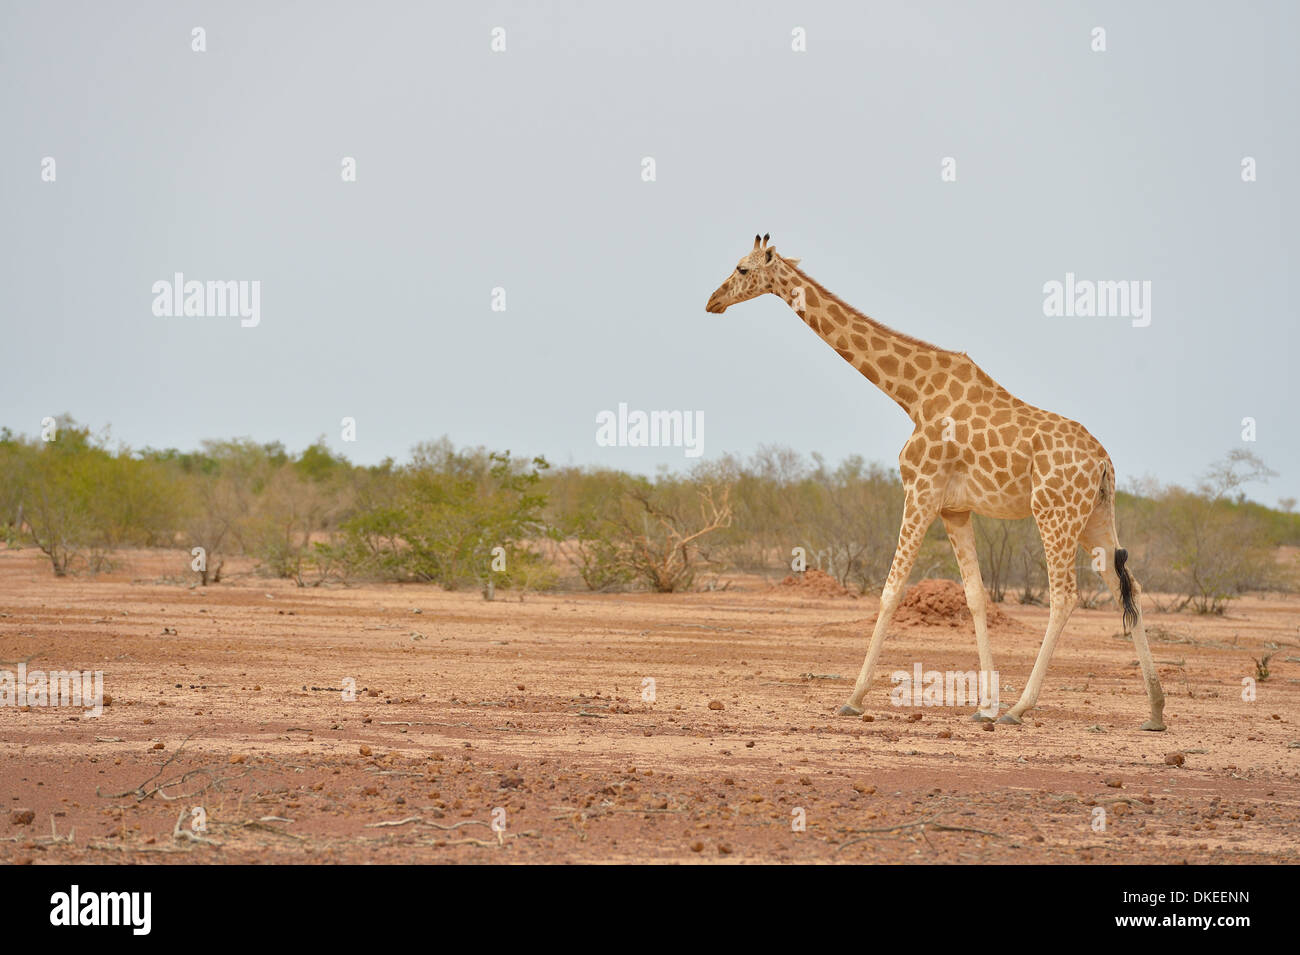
top-left (737, 268), bottom-right (748, 275)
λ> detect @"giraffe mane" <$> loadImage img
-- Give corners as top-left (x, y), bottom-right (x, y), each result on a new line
top-left (785, 261), bottom-right (961, 356)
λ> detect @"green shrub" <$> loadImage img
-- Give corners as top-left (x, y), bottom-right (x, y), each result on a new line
top-left (328, 440), bottom-right (549, 590)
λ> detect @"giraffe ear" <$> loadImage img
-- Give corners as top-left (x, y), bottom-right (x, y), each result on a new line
top-left (784, 257), bottom-right (801, 268)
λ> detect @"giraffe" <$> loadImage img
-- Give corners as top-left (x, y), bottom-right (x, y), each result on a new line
top-left (705, 234), bottom-right (1166, 730)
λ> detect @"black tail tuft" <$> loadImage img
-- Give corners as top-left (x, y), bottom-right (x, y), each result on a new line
top-left (1114, 548), bottom-right (1139, 632)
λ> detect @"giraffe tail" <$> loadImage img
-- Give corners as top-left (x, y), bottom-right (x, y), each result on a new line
top-left (1097, 461), bottom-right (1114, 503)
top-left (1097, 460), bottom-right (1138, 630)
top-left (1113, 547), bottom-right (1140, 632)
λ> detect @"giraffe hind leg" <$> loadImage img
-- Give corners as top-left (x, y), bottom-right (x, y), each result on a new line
top-left (1000, 498), bottom-right (1090, 725)
top-left (1080, 507), bottom-right (1166, 730)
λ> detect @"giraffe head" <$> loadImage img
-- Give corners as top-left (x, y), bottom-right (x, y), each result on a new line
top-left (705, 233), bottom-right (800, 314)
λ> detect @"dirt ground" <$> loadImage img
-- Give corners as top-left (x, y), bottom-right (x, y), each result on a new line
top-left (2, 547), bottom-right (1298, 864)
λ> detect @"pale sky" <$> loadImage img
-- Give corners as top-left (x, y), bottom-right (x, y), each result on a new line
top-left (2, 1), bottom-right (1297, 503)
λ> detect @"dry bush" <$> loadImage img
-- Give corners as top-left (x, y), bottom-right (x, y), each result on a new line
top-left (614, 480), bottom-right (733, 593)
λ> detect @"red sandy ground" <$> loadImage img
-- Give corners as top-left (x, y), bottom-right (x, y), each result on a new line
top-left (1, 547), bottom-right (1298, 864)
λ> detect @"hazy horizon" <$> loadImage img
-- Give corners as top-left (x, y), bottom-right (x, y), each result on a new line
top-left (3, 1), bottom-right (1296, 507)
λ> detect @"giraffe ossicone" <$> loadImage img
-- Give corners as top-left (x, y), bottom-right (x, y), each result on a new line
top-left (706, 234), bottom-right (1166, 731)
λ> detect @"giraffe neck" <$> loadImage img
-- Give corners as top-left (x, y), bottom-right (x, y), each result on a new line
top-left (773, 262), bottom-right (946, 420)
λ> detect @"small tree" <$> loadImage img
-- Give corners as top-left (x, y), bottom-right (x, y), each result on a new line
top-left (1152, 451), bottom-right (1277, 614)
top-left (22, 429), bottom-right (104, 575)
top-left (19, 421), bottom-right (179, 575)
top-left (612, 479), bottom-right (733, 593)
top-left (330, 440), bottom-right (549, 590)
top-left (0, 429), bottom-right (36, 547)
top-left (797, 455), bottom-right (904, 594)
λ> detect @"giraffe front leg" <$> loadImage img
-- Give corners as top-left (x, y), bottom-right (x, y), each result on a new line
top-left (941, 511), bottom-right (1000, 722)
top-left (839, 496), bottom-right (935, 716)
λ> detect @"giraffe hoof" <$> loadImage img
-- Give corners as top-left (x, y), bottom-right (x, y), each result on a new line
top-left (836, 703), bottom-right (864, 717)
top-left (970, 711), bottom-right (997, 722)
top-left (996, 713), bottom-right (1023, 726)
top-left (1140, 720), bottom-right (1166, 732)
